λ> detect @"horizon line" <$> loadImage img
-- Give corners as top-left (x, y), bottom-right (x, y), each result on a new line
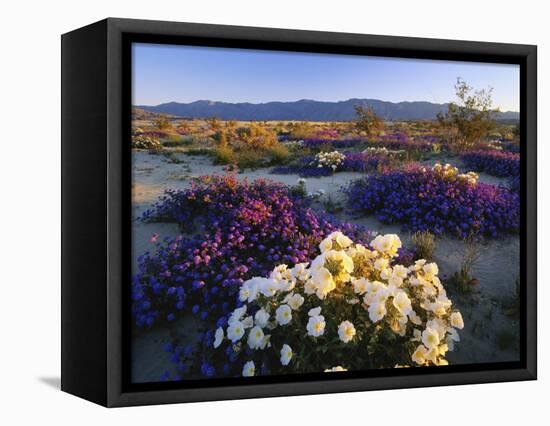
top-left (133, 97), bottom-right (519, 113)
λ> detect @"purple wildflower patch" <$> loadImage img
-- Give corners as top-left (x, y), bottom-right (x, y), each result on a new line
top-left (133, 174), bottom-right (373, 329)
top-left (344, 164), bottom-right (520, 238)
top-left (461, 150), bottom-right (520, 178)
top-left (271, 152), bottom-right (393, 177)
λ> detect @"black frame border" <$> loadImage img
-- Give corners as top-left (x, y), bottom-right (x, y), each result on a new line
top-left (100, 18), bottom-right (536, 407)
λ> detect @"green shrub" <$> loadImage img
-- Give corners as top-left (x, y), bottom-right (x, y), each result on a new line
top-left (411, 231), bottom-right (436, 261)
top-left (213, 145), bottom-right (236, 165)
top-left (162, 134), bottom-right (191, 147)
top-left (289, 121), bottom-right (316, 139)
top-left (267, 143), bottom-right (290, 165)
top-left (234, 149), bottom-right (265, 169)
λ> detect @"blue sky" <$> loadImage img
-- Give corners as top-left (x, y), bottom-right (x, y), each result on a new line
top-left (132, 43), bottom-right (520, 112)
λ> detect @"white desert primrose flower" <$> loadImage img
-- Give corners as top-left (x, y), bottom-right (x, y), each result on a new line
top-left (228, 306), bottom-right (246, 325)
top-left (331, 231), bottom-right (353, 249)
top-left (275, 304), bottom-right (292, 326)
top-left (288, 293), bottom-right (305, 310)
top-left (324, 366), bottom-right (347, 372)
top-left (308, 306), bottom-right (322, 317)
top-left (368, 302), bottom-right (387, 322)
top-left (324, 249), bottom-right (354, 274)
top-left (311, 267), bottom-right (335, 299)
top-left (242, 360), bottom-right (255, 377)
top-left (412, 345), bottom-right (429, 365)
top-left (212, 233), bottom-right (463, 371)
top-left (270, 264), bottom-right (293, 282)
top-left (450, 311), bottom-right (464, 329)
top-left (371, 234), bottom-right (402, 256)
top-left (374, 257), bottom-right (389, 271)
top-left (338, 320), bottom-right (356, 343)
top-left (280, 344), bottom-right (293, 366)
top-left (227, 321), bottom-right (245, 342)
top-left (292, 262), bottom-right (310, 281)
top-left (254, 309), bottom-right (270, 328)
top-left (239, 279), bottom-right (259, 303)
top-left (352, 277), bottom-right (369, 294)
top-left (429, 297), bottom-right (452, 316)
top-left (307, 314), bottom-right (326, 337)
top-left (380, 268), bottom-right (392, 281)
top-left (258, 277), bottom-right (279, 297)
top-left (304, 279), bottom-right (317, 295)
top-left (393, 291), bottom-right (413, 316)
top-left (392, 264), bottom-right (409, 280)
top-left (421, 327), bottom-right (440, 349)
top-left (319, 237), bottom-right (333, 253)
top-left (423, 262), bottom-right (439, 278)
top-left (213, 327), bottom-right (224, 348)
top-left (247, 326), bottom-right (265, 350)
top-left (241, 316), bottom-right (254, 329)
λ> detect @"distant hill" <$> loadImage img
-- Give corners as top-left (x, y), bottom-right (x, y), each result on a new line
top-left (132, 107), bottom-right (177, 120)
top-left (135, 99), bottom-right (519, 122)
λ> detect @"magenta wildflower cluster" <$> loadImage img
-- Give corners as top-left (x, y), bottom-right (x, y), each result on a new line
top-left (344, 164), bottom-right (520, 237)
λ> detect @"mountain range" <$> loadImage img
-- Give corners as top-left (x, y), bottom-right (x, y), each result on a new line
top-left (135, 98), bottom-right (519, 122)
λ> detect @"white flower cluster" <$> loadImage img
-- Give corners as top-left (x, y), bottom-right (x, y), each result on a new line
top-left (429, 163), bottom-right (479, 186)
top-left (212, 232), bottom-right (463, 375)
top-left (487, 140), bottom-right (503, 151)
top-left (363, 147), bottom-right (389, 155)
top-left (283, 140), bottom-right (305, 149)
top-left (312, 151), bottom-right (345, 171)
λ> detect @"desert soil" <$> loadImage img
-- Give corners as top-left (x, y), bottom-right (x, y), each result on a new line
top-left (131, 150), bottom-right (520, 382)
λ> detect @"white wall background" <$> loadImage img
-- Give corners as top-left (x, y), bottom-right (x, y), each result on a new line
top-left (0, 0), bottom-right (546, 423)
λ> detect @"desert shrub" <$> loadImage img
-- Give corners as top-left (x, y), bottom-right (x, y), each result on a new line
top-left (235, 123), bottom-right (278, 149)
top-left (449, 235), bottom-right (482, 294)
top-left (176, 121), bottom-right (192, 135)
top-left (213, 124), bottom-right (289, 168)
top-left (437, 78), bottom-right (498, 151)
top-left (133, 174), bottom-right (379, 329)
top-left (354, 105), bottom-right (385, 138)
top-left (266, 143), bottom-right (290, 164)
top-left (411, 231), bottom-right (436, 261)
top-left (289, 122), bottom-right (317, 140)
top-left (213, 145), bottom-right (236, 164)
top-left (233, 149), bottom-right (265, 169)
top-left (162, 134), bottom-right (191, 147)
top-left (154, 115), bottom-right (172, 130)
top-left (206, 117), bottom-right (222, 132)
top-left (344, 163), bottom-right (520, 237)
top-left (178, 233), bottom-right (463, 378)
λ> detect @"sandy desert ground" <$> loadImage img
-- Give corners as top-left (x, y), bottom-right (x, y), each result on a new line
top-left (131, 149), bottom-right (520, 383)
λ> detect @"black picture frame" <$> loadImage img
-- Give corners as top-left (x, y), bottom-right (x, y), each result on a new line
top-left (61, 17), bottom-right (537, 407)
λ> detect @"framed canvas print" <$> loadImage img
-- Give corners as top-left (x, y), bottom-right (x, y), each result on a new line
top-left (61, 18), bottom-right (537, 407)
